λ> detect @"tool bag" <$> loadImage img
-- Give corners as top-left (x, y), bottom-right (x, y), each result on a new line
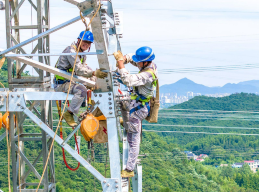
top-left (145, 79), bottom-right (160, 123)
top-left (94, 120), bottom-right (108, 143)
top-left (91, 108), bottom-right (108, 143)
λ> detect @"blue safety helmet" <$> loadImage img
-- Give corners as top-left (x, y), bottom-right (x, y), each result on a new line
top-left (78, 31), bottom-right (94, 43)
top-left (132, 46), bottom-right (155, 63)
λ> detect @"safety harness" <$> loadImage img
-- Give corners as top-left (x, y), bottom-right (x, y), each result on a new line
top-left (129, 66), bottom-right (157, 115)
top-left (54, 45), bottom-right (84, 84)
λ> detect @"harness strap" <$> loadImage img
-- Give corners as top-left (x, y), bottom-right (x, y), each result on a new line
top-left (131, 66), bottom-right (158, 104)
top-left (55, 45), bottom-right (84, 82)
top-left (129, 102), bottom-right (150, 115)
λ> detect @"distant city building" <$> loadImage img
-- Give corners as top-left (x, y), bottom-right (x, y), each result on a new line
top-left (198, 154), bottom-right (208, 159)
top-left (160, 91), bottom-right (231, 107)
top-left (232, 163), bottom-right (244, 168)
top-left (244, 160), bottom-right (259, 173)
top-left (195, 158), bottom-right (204, 162)
top-left (184, 151), bottom-right (198, 160)
top-left (220, 164), bottom-right (229, 167)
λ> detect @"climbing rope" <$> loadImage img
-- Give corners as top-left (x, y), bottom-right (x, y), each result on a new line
top-left (56, 100), bottom-right (80, 171)
top-left (36, 1), bottom-right (101, 191)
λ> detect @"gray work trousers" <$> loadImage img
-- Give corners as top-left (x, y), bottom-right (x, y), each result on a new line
top-left (54, 82), bottom-right (87, 114)
top-left (122, 100), bottom-right (149, 171)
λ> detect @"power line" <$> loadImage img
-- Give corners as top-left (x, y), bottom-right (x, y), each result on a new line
top-left (132, 63), bottom-right (259, 74)
top-left (121, 34), bottom-right (259, 44)
top-left (161, 109), bottom-right (259, 114)
top-left (142, 129), bottom-right (259, 136)
top-left (142, 124), bottom-right (259, 130)
top-left (117, 8), bottom-right (259, 14)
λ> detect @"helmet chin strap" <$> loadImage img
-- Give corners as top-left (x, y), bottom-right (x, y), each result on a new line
top-left (141, 62), bottom-right (149, 71)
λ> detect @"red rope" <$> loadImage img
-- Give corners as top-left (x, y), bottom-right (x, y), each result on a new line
top-left (60, 127), bottom-right (80, 171)
top-left (118, 89), bottom-right (123, 95)
top-left (58, 100), bottom-right (80, 171)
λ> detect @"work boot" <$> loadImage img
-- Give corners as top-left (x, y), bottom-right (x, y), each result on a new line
top-left (63, 111), bottom-right (77, 127)
top-left (121, 169), bottom-right (134, 178)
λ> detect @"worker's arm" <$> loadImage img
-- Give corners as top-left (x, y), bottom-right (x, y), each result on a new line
top-left (67, 55), bottom-right (94, 78)
top-left (123, 53), bottom-right (138, 67)
top-left (117, 60), bottom-right (153, 87)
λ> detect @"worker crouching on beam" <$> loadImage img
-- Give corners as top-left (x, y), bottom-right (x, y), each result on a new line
top-left (54, 31), bottom-right (107, 127)
top-left (114, 47), bottom-right (158, 177)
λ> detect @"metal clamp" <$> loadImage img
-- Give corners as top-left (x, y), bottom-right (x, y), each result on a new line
top-left (77, 0), bottom-right (94, 13)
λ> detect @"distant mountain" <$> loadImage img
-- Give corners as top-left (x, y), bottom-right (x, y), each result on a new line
top-left (160, 78), bottom-right (259, 95)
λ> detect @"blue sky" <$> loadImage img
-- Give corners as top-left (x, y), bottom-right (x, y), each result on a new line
top-left (0, 0), bottom-right (259, 86)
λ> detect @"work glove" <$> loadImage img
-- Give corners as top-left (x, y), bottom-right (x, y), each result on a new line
top-left (95, 69), bottom-right (108, 79)
top-left (113, 50), bottom-right (124, 61)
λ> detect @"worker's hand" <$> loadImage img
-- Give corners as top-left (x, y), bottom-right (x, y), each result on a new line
top-left (95, 69), bottom-right (108, 79)
top-left (113, 50), bottom-right (124, 61)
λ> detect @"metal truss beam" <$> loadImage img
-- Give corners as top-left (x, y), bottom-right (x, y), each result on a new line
top-left (1, 0), bottom-right (143, 191)
top-left (5, 54), bottom-right (96, 87)
top-left (5, 51), bottom-right (104, 57)
top-left (23, 107), bottom-right (106, 182)
top-left (0, 10), bottom-right (93, 56)
top-left (15, 144), bottom-right (42, 180)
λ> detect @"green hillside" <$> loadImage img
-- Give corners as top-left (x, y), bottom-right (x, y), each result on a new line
top-left (1, 61), bottom-right (259, 191)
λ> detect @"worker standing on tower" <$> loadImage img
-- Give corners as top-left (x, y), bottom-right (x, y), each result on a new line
top-left (114, 46), bottom-right (158, 177)
top-left (54, 31), bottom-right (107, 127)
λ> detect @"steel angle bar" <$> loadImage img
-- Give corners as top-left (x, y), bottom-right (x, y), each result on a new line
top-left (122, 128), bottom-right (129, 192)
top-left (27, 100), bottom-right (41, 117)
top-left (22, 139), bottom-right (52, 181)
top-left (14, 137), bottom-right (43, 141)
top-left (24, 92), bottom-right (74, 101)
top-left (62, 123), bottom-right (81, 145)
top-left (5, 50), bottom-right (104, 57)
top-left (137, 166), bottom-right (142, 192)
top-left (0, 11), bottom-right (93, 56)
top-left (23, 108), bottom-right (105, 181)
top-left (10, 0), bottom-right (25, 20)
top-left (11, 25), bottom-right (48, 30)
top-left (28, 0), bottom-right (37, 11)
top-left (64, 0), bottom-right (85, 6)
top-left (18, 100), bottom-right (37, 128)
top-left (15, 144), bottom-right (42, 180)
top-left (103, 13), bottom-right (114, 27)
top-left (5, 56), bottom-right (95, 87)
top-left (106, 117), bottom-right (121, 189)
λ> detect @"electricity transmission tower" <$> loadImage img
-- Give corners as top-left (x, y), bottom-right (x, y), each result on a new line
top-left (0, 0), bottom-right (142, 191)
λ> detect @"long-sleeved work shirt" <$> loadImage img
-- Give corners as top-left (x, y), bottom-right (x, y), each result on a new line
top-left (118, 53), bottom-right (157, 98)
top-left (56, 42), bottom-right (93, 78)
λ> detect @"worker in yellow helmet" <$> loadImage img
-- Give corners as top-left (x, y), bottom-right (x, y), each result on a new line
top-left (114, 47), bottom-right (157, 177)
top-left (54, 31), bottom-right (107, 127)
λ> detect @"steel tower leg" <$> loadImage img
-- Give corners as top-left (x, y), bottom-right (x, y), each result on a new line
top-left (5, 0), bottom-right (54, 191)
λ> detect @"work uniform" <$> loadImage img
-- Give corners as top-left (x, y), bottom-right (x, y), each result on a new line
top-left (54, 42), bottom-right (96, 114)
top-left (119, 53), bottom-right (158, 171)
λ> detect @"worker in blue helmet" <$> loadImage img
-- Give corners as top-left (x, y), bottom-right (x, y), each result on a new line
top-left (113, 46), bottom-right (158, 177)
top-left (54, 31), bottom-right (107, 127)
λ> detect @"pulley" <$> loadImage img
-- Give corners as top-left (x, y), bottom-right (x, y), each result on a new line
top-left (80, 113), bottom-right (99, 142)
